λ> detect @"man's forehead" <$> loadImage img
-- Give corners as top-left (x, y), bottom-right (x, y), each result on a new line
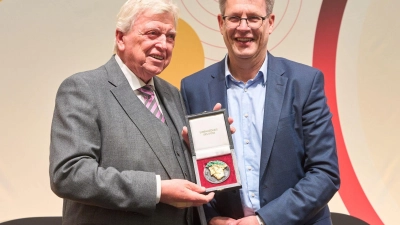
top-left (225, 0), bottom-right (267, 10)
top-left (133, 11), bottom-right (175, 26)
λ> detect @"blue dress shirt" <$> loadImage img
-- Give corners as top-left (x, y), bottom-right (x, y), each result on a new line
top-left (224, 55), bottom-right (268, 216)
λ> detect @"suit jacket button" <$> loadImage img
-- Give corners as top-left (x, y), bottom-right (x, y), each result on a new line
top-left (176, 151), bottom-right (180, 156)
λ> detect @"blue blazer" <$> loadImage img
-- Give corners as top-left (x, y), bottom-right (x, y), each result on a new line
top-left (180, 53), bottom-right (340, 225)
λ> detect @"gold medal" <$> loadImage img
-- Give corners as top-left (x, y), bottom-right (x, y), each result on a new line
top-left (204, 160), bottom-right (230, 184)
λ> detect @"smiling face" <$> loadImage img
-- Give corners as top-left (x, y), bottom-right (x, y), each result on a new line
top-left (116, 10), bottom-right (176, 83)
top-left (218, 0), bottom-right (274, 62)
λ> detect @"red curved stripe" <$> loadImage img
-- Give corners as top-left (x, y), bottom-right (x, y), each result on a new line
top-left (312, 1), bottom-right (383, 224)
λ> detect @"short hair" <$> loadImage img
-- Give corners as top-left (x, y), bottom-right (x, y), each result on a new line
top-left (114, 0), bottom-right (179, 53)
top-left (218, 0), bottom-right (274, 16)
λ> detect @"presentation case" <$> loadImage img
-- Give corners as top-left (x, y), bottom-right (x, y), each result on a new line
top-left (185, 109), bottom-right (241, 193)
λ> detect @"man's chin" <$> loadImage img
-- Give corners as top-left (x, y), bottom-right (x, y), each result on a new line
top-left (232, 48), bottom-right (256, 59)
top-left (143, 67), bottom-right (164, 77)
top-left (151, 62), bottom-right (168, 71)
top-left (234, 53), bottom-right (255, 60)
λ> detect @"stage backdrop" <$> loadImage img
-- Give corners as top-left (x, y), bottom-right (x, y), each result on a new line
top-left (1, 0), bottom-right (399, 224)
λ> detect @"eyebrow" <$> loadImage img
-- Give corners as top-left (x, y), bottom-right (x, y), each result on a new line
top-left (167, 30), bottom-right (177, 35)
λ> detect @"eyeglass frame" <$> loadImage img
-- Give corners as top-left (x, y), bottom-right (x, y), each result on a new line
top-left (222, 15), bottom-right (268, 29)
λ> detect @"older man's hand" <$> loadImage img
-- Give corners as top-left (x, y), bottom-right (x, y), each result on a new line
top-left (209, 216), bottom-right (237, 225)
top-left (160, 179), bottom-right (214, 208)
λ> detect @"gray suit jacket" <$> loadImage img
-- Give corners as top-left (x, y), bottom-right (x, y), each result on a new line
top-left (50, 56), bottom-right (195, 225)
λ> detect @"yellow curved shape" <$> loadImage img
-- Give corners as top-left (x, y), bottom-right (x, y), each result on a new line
top-left (158, 18), bottom-right (204, 89)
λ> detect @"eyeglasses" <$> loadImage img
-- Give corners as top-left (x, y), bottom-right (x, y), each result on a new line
top-left (222, 15), bottom-right (267, 29)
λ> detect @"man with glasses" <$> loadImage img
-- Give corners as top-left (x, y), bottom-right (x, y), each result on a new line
top-left (180, 0), bottom-right (340, 224)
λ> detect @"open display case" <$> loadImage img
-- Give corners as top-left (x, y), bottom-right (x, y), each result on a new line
top-left (186, 109), bottom-right (241, 193)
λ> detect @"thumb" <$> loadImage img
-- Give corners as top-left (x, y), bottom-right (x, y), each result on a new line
top-left (213, 103), bottom-right (222, 111)
top-left (186, 182), bottom-right (206, 193)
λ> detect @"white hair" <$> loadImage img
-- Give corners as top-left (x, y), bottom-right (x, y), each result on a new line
top-left (113, 0), bottom-right (179, 53)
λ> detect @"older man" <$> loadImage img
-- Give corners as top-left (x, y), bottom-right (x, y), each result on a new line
top-left (49, 0), bottom-right (214, 224)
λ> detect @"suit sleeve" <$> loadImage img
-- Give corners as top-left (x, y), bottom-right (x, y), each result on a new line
top-left (257, 70), bottom-right (340, 224)
top-left (180, 78), bottom-right (191, 115)
top-left (49, 75), bottom-right (157, 215)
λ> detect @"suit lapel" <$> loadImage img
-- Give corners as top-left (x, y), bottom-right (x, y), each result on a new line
top-left (209, 60), bottom-right (228, 109)
top-left (154, 78), bottom-right (195, 181)
top-left (154, 78), bottom-right (180, 132)
top-left (260, 54), bottom-right (288, 178)
top-left (206, 56), bottom-right (287, 183)
top-left (105, 57), bottom-right (176, 178)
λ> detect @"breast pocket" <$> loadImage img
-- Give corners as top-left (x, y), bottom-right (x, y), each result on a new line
top-left (277, 113), bottom-right (295, 130)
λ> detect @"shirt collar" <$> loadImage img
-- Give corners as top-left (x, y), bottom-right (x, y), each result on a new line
top-left (115, 54), bottom-right (155, 90)
top-left (224, 54), bottom-right (268, 87)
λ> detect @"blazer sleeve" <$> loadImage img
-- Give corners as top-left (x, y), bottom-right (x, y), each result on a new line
top-left (257, 70), bottom-right (340, 224)
top-left (49, 75), bottom-right (158, 215)
top-left (180, 78), bottom-right (191, 115)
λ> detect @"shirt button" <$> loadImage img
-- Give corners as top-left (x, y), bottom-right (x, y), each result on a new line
top-left (251, 192), bottom-right (255, 197)
top-left (244, 88), bottom-right (248, 92)
top-left (245, 139), bottom-right (250, 144)
top-left (247, 167), bottom-right (252, 171)
top-left (244, 114), bottom-right (248, 118)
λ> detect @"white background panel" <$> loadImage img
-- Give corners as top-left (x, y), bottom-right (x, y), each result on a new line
top-left (0, 0), bottom-right (399, 223)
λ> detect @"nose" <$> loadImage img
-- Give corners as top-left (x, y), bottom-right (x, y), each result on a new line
top-left (237, 18), bottom-right (249, 29)
top-left (155, 35), bottom-right (167, 49)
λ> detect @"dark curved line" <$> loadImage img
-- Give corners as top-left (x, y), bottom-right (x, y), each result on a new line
top-left (181, 0), bottom-right (220, 32)
top-left (312, 1), bottom-right (383, 224)
top-left (269, 0), bottom-right (302, 51)
top-left (201, 40), bottom-right (226, 49)
top-left (273, 0), bottom-right (290, 31)
top-left (196, 0), bottom-right (217, 17)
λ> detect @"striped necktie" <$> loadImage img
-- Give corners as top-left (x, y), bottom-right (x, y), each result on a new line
top-left (137, 85), bottom-right (165, 123)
